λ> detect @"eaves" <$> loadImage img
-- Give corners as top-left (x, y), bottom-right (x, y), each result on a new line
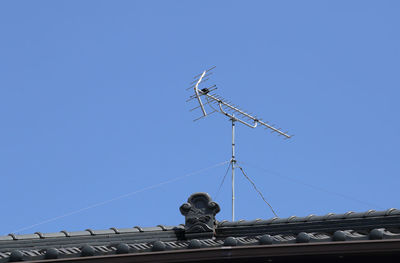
top-left (23, 239), bottom-right (400, 263)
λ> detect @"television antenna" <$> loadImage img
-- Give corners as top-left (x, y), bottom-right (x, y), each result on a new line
top-left (186, 66), bottom-right (292, 221)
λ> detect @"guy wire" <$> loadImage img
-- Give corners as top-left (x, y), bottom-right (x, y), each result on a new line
top-left (214, 161), bottom-right (232, 200)
top-left (237, 164), bottom-right (278, 217)
top-left (9, 160), bottom-right (229, 235)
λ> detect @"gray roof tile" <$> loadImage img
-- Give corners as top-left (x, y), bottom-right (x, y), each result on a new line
top-left (10, 234), bottom-right (40, 240)
top-left (66, 231), bottom-right (92, 237)
top-left (88, 229), bottom-right (116, 235)
top-left (39, 232), bottom-right (68, 238)
top-left (0, 208), bottom-right (399, 261)
top-left (157, 225), bottom-right (179, 231)
top-left (112, 228), bottom-right (140, 234)
top-left (346, 212), bottom-right (366, 218)
top-left (140, 226), bottom-right (164, 232)
top-left (386, 208), bottom-right (400, 215)
top-left (0, 236), bottom-right (13, 241)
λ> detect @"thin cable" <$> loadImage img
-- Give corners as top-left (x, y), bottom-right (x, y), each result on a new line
top-left (9, 160), bottom-right (229, 234)
top-left (214, 161), bottom-right (231, 200)
top-left (237, 165), bottom-right (278, 217)
top-left (239, 160), bottom-right (384, 210)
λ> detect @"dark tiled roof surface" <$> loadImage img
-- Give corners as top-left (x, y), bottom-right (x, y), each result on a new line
top-left (1, 208), bottom-right (399, 262)
top-left (218, 208), bottom-right (400, 227)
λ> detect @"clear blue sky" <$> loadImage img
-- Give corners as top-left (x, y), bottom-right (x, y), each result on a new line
top-left (1, 1), bottom-right (399, 235)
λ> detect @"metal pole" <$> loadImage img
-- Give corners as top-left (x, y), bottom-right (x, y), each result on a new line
top-left (231, 116), bottom-right (236, 222)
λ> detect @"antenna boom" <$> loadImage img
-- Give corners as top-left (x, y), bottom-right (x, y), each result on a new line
top-left (201, 92), bottom-right (291, 138)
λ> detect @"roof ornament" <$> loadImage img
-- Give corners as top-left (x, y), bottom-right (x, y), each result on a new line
top-left (180, 192), bottom-right (220, 239)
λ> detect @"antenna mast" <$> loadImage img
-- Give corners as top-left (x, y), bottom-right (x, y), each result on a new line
top-left (231, 115), bottom-right (236, 221)
top-left (187, 67), bottom-right (292, 221)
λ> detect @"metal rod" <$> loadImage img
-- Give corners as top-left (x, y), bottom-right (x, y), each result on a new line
top-left (186, 85), bottom-right (217, 102)
top-left (194, 71), bottom-right (207, 116)
top-left (190, 72), bottom-right (213, 85)
top-left (186, 78), bottom-right (210, 90)
top-left (231, 116), bottom-right (236, 222)
top-left (204, 93), bottom-right (291, 138)
top-left (189, 100), bottom-right (213, 112)
top-left (218, 101), bottom-right (258, 128)
top-left (193, 110), bottom-right (217, 122)
top-left (192, 66), bottom-right (216, 79)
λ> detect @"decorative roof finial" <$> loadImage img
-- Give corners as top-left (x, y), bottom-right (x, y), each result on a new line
top-left (180, 192), bottom-right (220, 239)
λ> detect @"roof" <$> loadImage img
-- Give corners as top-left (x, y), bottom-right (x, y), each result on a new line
top-left (1, 192), bottom-right (400, 262)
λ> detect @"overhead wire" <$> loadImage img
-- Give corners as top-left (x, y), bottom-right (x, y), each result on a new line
top-left (9, 160), bottom-right (229, 235)
top-left (239, 160), bottom-right (384, 210)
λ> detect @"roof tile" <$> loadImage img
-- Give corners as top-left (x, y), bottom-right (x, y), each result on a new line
top-left (386, 208), bottom-right (400, 215)
top-left (115, 228), bottom-right (141, 234)
top-left (346, 212), bottom-right (367, 218)
top-left (39, 232), bottom-right (68, 238)
top-left (289, 216), bottom-right (308, 223)
top-left (88, 229), bottom-right (116, 235)
top-left (67, 231), bottom-right (92, 237)
top-left (140, 226), bottom-right (164, 232)
top-left (10, 234), bottom-right (40, 240)
top-left (0, 236), bottom-right (13, 241)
